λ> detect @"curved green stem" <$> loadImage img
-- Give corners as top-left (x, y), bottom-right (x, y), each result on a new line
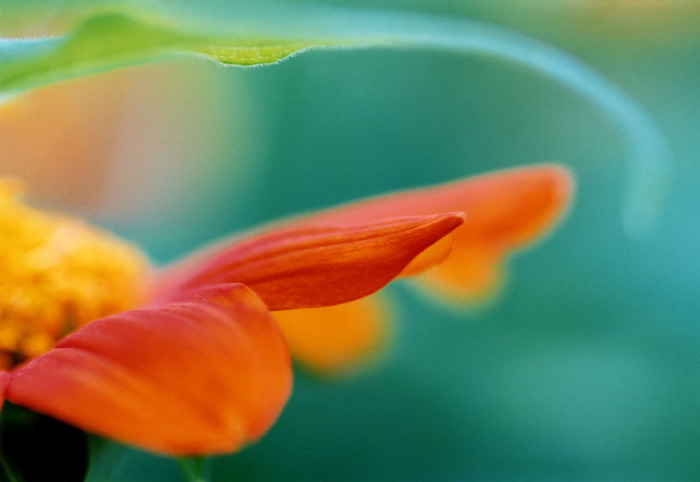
top-left (0, 2), bottom-right (670, 234)
top-left (178, 456), bottom-right (213, 482)
top-left (365, 12), bottom-right (670, 236)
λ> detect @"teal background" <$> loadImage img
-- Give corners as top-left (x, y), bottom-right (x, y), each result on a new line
top-left (47, 3), bottom-right (698, 481)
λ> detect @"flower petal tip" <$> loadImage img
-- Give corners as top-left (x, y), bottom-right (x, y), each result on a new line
top-left (412, 164), bottom-right (575, 305)
top-left (539, 163), bottom-right (576, 214)
top-left (169, 212), bottom-right (465, 311)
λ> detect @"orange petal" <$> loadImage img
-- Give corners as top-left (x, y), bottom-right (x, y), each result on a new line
top-left (273, 294), bottom-right (390, 376)
top-left (159, 213), bottom-right (465, 311)
top-left (294, 164), bottom-right (574, 303)
top-left (6, 284), bottom-right (291, 456)
top-left (413, 165), bottom-right (573, 303)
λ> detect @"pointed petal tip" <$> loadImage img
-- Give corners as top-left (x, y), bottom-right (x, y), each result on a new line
top-left (165, 212), bottom-right (465, 312)
top-left (252, 212), bottom-right (465, 310)
top-left (419, 211), bottom-right (466, 232)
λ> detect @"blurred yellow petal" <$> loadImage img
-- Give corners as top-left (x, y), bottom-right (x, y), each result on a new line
top-left (414, 244), bottom-right (502, 304)
top-left (273, 295), bottom-right (389, 376)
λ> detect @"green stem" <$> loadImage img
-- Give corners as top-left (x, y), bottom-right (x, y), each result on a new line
top-left (178, 456), bottom-right (213, 482)
top-left (0, 455), bottom-right (22, 482)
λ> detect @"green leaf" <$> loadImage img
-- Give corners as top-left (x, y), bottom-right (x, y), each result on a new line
top-left (0, 7), bottom-right (326, 95)
top-left (0, 0), bottom-right (670, 234)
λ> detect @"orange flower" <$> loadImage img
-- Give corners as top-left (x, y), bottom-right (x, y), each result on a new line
top-left (267, 164), bottom-right (574, 375)
top-left (0, 164), bottom-right (572, 456)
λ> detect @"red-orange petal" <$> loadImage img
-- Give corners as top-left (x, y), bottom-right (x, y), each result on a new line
top-left (6, 284), bottom-right (291, 456)
top-left (273, 294), bottom-right (390, 376)
top-left (293, 164), bottom-right (574, 303)
top-left (0, 371), bottom-right (10, 410)
top-left (159, 213), bottom-right (465, 311)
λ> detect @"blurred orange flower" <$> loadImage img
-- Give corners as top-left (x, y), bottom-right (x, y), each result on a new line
top-left (0, 61), bottom-right (236, 219)
top-left (0, 164), bottom-right (572, 455)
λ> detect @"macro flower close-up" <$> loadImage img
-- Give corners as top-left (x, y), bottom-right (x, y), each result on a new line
top-left (0, 165), bottom-right (571, 456)
top-left (1, 1), bottom-right (699, 481)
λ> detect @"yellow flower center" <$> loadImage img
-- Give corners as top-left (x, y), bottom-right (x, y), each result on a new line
top-left (0, 179), bottom-right (148, 369)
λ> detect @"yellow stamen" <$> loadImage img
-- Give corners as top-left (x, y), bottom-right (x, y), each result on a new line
top-left (0, 178), bottom-right (148, 368)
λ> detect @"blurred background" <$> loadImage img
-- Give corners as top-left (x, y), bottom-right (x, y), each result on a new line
top-left (1, 2), bottom-right (698, 481)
